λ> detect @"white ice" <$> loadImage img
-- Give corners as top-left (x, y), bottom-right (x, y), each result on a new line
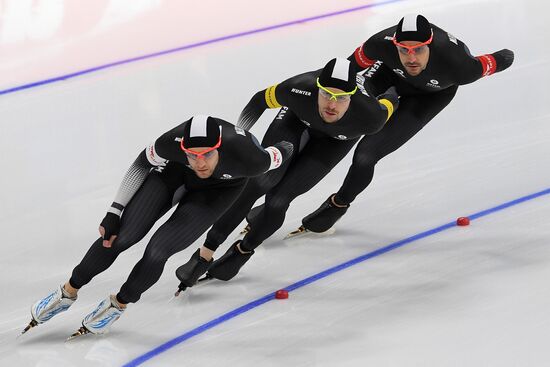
top-left (0, 0), bottom-right (549, 366)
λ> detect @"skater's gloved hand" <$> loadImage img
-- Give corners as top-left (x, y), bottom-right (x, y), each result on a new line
top-left (491, 49), bottom-right (514, 72)
top-left (273, 141), bottom-right (294, 162)
top-left (99, 212), bottom-right (120, 248)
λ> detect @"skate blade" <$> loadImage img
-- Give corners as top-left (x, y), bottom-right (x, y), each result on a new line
top-left (171, 274), bottom-right (214, 301)
top-left (285, 225), bottom-right (309, 239)
top-left (66, 326), bottom-right (91, 342)
top-left (197, 273), bottom-right (214, 283)
top-left (285, 226), bottom-right (335, 239)
top-left (168, 294), bottom-right (177, 303)
top-left (18, 319), bottom-right (39, 338)
top-left (173, 286), bottom-right (187, 298)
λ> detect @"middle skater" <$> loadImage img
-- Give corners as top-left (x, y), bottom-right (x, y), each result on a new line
top-left (175, 57), bottom-right (399, 285)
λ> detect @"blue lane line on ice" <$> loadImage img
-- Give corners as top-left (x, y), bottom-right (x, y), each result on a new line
top-left (123, 187), bottom-right (550, 367)
top-left (0, 0), bottom-right (403, 97)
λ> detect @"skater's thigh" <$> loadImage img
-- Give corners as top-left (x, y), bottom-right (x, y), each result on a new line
top-left (268, 136), bottom-right (357, 201)
top-left (115, 173), bottom-right (174, 249)
top-left (144, 183), bottom-right (245, 259)
top-left (355, 87), bottom-right (458, 160)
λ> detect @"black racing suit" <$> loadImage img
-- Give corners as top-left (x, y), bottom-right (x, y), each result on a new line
top-left (204, 68), bottom-right (398, 252)
top-left (326, 23), bottom-right (512, 205)
top-left (69, 117), bottom-right (290, 303)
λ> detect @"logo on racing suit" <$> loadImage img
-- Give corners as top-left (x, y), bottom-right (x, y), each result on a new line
top-left (393, 68), bottom-right (406, 78)
top-left (265, 146), bottom-right (282, 170)
top-left (356, 74), bottom-right (370, 96)
top-left (447, 32), bottom-right (458, 45)
top-left (276, 106), bottom-right (288, 120)
top-left (272, 150), bottom-right (280, 165)
top-left (426, 79), bottom-right (441, 89)
top-left (221, 174), bottom-right (233, 179)
top-left (146, 141), bottom-right (167, 172)
top-left (234, 126), bottom-right (246, 136)
top-left (335, 135), bottom-right (348, 140)
top-left (363, 60), bottom-right (383, 79)
top-left (300, 119), bottom-right (311, 127)
top-left (291, 88), bottom-right (312, 96)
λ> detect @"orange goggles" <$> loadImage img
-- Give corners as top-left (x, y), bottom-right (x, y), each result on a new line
top-left (392, 31), bottom-right (433, 55)
top-left (180, 135), bottom-right (221, 160)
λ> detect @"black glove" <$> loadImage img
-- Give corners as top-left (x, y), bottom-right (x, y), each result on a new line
top-left (491, 49), bottom-right (514, 72)
top-left (100, 212), bottom-right (121, 241)
top-left (377, 86), bottom-right (400, 112)
top-left (273, 140), bottom-right (294, 162)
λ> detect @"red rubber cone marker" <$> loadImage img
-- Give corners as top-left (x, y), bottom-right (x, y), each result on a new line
top-left (457, 217), bottom-right (470, 226)
top-left (275, 289), bottom-right (289, 299)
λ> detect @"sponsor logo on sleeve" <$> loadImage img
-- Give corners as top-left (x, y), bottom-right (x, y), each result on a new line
top-left (234, 126), bottom-right (246, 136)
top-left (265, 146), bottom-right (282, 170)
top-left (354, 43), bottom-right (375, 68)
top-left (356, 74), bottom-right (370, 96)
top-left (275, 106), bottom-right (289, 120)
top-left (447, 33), bottom-right (458, 45)
top-left (477, 55), bottom-right (496, 77)
top-left (146, 142), bottom-right (167, 166)
top-left (363, 60), bottom-right (383, 79)
top-left (221, 173), bottom-right (233, 179)
top-left (291, 88), bottom-right (312, 96)
top-left (335, 134), bottom-right (348, 140)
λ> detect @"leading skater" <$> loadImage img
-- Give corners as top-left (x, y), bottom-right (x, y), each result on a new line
top-left (293, 14), bottom-right (514, 234)
top-left (24, 115), bottom-right (293, 338)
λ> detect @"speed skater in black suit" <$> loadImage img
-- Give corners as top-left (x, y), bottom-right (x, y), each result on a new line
top-left (23, 116), bottom-right (293, 338)
top-left (292, 14), bottom-right (514, 235)
top-left (174, 57), bottom-right (400, 284)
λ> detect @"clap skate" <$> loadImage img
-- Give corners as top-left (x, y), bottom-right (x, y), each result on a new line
top-left (285, 225), bottom-right (309, 239)
top-left (67, 295), bottom-right (125, 341)
top-left (20, 285), bottom-right (76, 336)
top-left (285, 225), bottom-right (335, 239)
top-left (286, 194), bottom-right (348, 239)
top-left (170, 273), bottom-right (214, 302)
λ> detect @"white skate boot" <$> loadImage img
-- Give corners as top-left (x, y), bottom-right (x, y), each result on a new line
top-left (67, 295), bottom-right (125, 340)
top-left (21, 285), bottom-right (77, 335)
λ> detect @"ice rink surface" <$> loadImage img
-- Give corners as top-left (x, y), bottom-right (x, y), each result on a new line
top-left (1, 0), bottom-right (549, 366)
